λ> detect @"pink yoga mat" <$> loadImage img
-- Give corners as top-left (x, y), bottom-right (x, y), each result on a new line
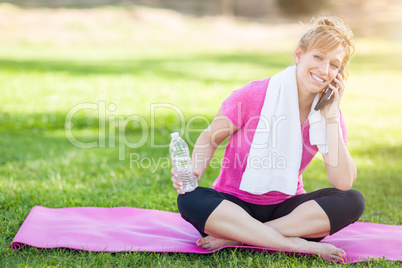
top-left (10, 206), bottom-right (402, 263)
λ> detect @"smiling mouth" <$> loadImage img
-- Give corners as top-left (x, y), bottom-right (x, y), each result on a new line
top-left (311, 73), bottom-right (326, 84)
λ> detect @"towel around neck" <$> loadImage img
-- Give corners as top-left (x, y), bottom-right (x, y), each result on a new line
top-left (239, 65), bottom-right (333, 195)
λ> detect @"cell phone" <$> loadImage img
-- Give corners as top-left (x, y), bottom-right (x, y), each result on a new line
top-left (314, 66), bottom-right (344, 111)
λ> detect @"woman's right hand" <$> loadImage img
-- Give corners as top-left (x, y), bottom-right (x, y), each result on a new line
top-left (171, 168), bottom-right (199, 195)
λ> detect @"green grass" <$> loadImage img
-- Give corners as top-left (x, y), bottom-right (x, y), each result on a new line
top-left (0, 5), bottom-right (401, 267)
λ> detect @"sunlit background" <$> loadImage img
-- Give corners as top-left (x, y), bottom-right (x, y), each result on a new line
top-left (0, 0), bottom-right (401, 266)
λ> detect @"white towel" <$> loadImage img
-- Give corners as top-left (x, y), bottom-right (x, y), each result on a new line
top-left (239, 65), bottom-right (330, 195)
top-left (309, 94), bottom-right (341, 154)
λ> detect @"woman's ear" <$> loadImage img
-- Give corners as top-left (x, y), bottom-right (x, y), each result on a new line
top-left (294, 47), bottom-right (303, 64)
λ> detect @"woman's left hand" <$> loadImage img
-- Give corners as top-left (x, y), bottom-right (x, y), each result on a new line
top-left (322, 72), bottom-right (345, 121)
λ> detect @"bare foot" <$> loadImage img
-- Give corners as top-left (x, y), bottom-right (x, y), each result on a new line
top-left (196, 235), bottom-right (242, 251)
top-left (196, 235), bottom-right (345, 262)
top-left (286, 237), bottom-right (345, 263)
top-left (315, 242), bottom-right (346, 263)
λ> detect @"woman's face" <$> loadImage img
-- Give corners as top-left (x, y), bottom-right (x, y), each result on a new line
top-left (294, 44), bottom-right (346, 95)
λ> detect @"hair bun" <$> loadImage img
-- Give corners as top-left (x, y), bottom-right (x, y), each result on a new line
top-left (316, 16), bottom-right (340, 27)
top-left (313, 16), bottom-right (353, 38)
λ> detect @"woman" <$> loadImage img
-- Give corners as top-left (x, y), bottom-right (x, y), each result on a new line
top-left (171, 16), bottom-right (365, 262)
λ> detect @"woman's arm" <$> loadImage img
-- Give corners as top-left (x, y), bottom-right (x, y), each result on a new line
top-left (321, 72), bottom-right (357, 190)
top-left (323, 118), bottom-right (357, 191)
top-left (191, 107), bottom-right (239, 179)
top-left (171, 106), bottom-right (239, 194)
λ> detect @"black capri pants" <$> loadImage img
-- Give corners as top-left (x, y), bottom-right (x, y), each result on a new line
top-left (177, 187), bottom-right (365, 241)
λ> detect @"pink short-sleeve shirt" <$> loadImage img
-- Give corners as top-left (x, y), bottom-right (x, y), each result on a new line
top-left (212, 78), bottom-right (348, 205)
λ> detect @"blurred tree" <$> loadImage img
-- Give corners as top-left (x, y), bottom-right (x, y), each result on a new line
top-left (276, 0), bottom-right (326, 14)
top-left (222, 0), bottom-right (235, 16)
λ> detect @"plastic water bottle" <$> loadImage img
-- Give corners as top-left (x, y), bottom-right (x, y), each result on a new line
top-left (169, 132), bottom-right (198, 192)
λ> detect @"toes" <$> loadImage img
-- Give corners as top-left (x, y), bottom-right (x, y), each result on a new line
top-left (327, 250), bottom-right (346, 263)
top-left (336, 250), bottom-right (346, 263)
top-left (196, 237), bottom-right (210, 249)
top-left (195, 236), bottom-right (240, 251)
top-left (332, 254), bottom-right (345, 263)
top-left (196, 238), bottom-right (203, 247)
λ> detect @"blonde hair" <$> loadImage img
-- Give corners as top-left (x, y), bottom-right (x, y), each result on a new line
top-left (297, 16), bottom-right (355, 80)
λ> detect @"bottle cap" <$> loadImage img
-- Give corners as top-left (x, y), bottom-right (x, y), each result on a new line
top-left (170, 132), bottom-right (179, 139)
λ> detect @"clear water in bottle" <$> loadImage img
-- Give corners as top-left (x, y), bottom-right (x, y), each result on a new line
top-left (169, 132), bottom-right (198, 192)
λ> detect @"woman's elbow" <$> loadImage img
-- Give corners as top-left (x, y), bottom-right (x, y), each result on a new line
top-left (198, 129), bottom-right (221, 149)
top-left (335, 182), bottom-right (353, 191)
top-left (333, 172), bottom-right (356, 191)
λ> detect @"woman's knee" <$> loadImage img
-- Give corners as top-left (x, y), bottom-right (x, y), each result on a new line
top-left (176, 187), bottom-right (225, 235)
top-left (343, 189), bottom-right (365, 219)
top-left (316, 188), bottom-right (365, 234)
top-left (177, 189), bottom-right (200, 219)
